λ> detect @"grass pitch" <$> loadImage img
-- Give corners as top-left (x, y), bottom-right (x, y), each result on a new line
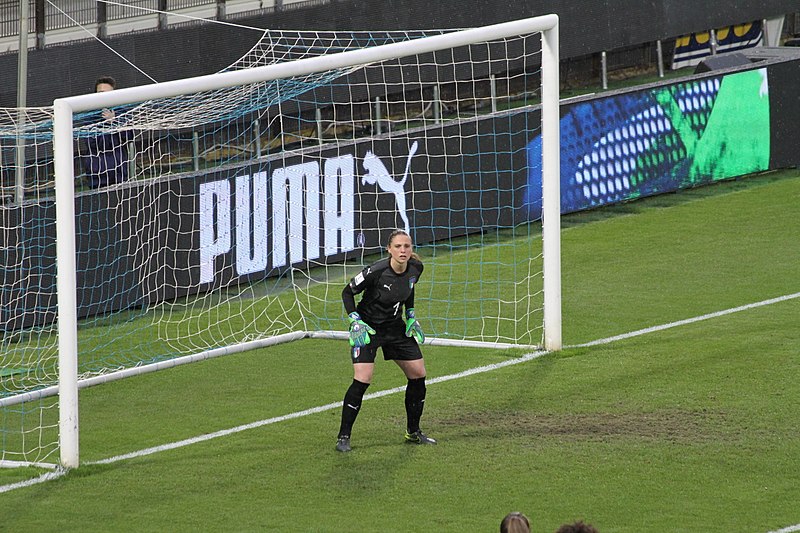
top-left (1, 170), bottom-right (799, 532)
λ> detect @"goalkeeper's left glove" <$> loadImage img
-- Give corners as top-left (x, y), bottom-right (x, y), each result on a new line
top-left (404, 308), bottom-right (425, 344)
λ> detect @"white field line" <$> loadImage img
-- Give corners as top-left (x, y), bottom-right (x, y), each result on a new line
top-left (768, 526), bottom-right (800, 533)
top-left (2, 291), bottom-right (800, 512)
top-left (0, 468), bottom-right (67, 494)
top-left (569, 292), bottom-right (800, 349)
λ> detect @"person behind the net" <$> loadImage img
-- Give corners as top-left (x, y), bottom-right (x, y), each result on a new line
top-left (82, 76), bottom-right (133, 189)
top-left (335, 229), bottom-right (436, 452)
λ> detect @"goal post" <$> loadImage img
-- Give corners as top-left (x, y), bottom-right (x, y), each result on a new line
top-left (541, 20), bottom-right (562, 352)
top-left (42, 15), bottom-right (561, 468)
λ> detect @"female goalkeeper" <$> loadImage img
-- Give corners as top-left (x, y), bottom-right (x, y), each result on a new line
top-left (335, 229), bottom-right (436, 452)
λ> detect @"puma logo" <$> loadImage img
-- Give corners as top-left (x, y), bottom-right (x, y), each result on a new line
top-left (362, 141), bottom-right (418, 234)
top-left (383, 283), bottom-right (392, 291)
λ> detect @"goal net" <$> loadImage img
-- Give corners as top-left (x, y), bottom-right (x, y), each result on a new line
top-left (1, 15), bottom-right (560, 468)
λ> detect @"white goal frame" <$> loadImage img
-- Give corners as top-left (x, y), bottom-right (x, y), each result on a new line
top-left (52, 15), bottom-right (561, 468)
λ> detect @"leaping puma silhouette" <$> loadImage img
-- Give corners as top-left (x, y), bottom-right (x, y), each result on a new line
top-left (362, 141), bottom-right (418, 234)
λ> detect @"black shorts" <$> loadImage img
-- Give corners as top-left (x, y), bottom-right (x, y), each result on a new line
top-left (350, 319), bottom-right (422, 364)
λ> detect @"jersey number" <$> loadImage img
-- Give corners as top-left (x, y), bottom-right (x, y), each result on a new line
top-left (392, 302), bottom-right (400, 317)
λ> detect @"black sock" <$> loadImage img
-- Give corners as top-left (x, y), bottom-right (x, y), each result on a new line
top-left (338, 379), bottom-right (370, 438)
top-left (405, 377), bottom-right (427, 434)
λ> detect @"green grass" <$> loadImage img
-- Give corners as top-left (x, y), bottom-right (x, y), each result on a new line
top-left (1, 170), bottom-right (799, 532)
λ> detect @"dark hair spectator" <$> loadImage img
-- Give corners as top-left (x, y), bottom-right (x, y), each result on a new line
top-left (555, 520), bottom-right (599, 533)
top-left (82, 76), bottom-right (133, 189)
top-left (94, 76), bottom-right (117, 92)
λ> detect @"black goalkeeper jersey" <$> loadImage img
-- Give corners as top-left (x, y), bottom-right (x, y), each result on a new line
top-left (342, 257), bottom-right (424, 326)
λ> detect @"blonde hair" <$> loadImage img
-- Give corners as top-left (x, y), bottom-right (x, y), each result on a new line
top-left (500, 512), bottom-right (531, 533)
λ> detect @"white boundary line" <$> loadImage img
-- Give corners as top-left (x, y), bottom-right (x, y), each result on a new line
top-left (768, 526), bottom-right (800, 533)
top-left (569, 292), bottom-right (800, 349)
top-left (3, 290), bottom-right (800, 533)
top-left (0, 468), bottom-right (66, 494)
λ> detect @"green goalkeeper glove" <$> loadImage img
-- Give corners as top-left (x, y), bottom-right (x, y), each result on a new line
top-left (347, 312), bottom-right (376, 348)
top-left (404, 308), bottom-right (425, 344)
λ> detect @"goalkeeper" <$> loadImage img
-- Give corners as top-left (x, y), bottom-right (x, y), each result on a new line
top-left (335, 229), bottom-right (436, 452)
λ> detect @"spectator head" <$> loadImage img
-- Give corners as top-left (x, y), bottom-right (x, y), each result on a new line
top-left (94, 76), bottom-right (117, 93)
top-left (501, 512), bottom-right (531, 533)
top-left (555, 520), bottom-right (599, 533)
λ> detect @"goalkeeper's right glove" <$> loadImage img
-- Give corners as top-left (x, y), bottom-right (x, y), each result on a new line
top-left (347, 312), bottom-right (376, 348)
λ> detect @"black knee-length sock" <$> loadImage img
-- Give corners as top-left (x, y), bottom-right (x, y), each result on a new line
top-left (404, 377), bottom-right (427, 433)
top-left (338, 379), bottom-right (370, 438)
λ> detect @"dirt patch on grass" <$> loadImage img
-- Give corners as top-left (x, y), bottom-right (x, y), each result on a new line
top-left (437, 408), bottom-right (729, 443)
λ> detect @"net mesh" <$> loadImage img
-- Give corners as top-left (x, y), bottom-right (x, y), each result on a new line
top-left (1, 26), bottom-right (545, 465)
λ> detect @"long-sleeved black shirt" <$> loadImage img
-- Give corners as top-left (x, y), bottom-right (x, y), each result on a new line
top-left (342, 257), bottom-right (423, 327)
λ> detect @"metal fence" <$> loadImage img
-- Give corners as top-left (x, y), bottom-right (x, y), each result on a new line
top-left (0, 0), bottom-right (276, 40)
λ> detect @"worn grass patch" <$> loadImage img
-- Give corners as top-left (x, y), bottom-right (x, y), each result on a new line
top-left (439, 408), bottom-right (730, 443)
